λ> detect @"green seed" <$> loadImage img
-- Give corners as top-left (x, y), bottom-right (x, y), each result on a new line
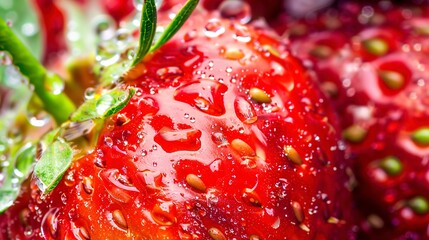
top-left (249, 87), bottom-right (272, 103)
top-left (408, 196), bottom-right (429, 214)
top-left (378, 70), bottom-right (405, 90)
top-left (379, 156), bottom-right (403, 176)
top-left (411, 127), bottom-right (429, 145)
top-left (309, 45), bottom-right (333, 59)
top-left (362, 38), bottom-right (389, 56)
top-left (343, 125), bottom-right (367, 143)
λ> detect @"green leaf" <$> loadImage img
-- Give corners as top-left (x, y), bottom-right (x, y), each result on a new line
top-left (71, 87), bottom-right (135, 122)
top-left (131, 0), bottom-right (157, 66)
top-left (34, 138), bottom-right (73, 194)
top-left (150, 0), bottom-right (199, 52)
top-left (0, 143), bottom-right (36, 213)
top-left (0, 0), bottom-right (42, 59)
top-left (0, 189), bottom-right (19, 213)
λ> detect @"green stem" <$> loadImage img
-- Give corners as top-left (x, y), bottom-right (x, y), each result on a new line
top-left (0, 18), bottom-right (75, 124)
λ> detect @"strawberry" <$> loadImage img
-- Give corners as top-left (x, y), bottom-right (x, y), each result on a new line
top-left (31, 0), bottom-right (67, 64)
top-left (275, 1), bottom-right (429, 239)
top-left (0, 0), bottom-right (355, 239)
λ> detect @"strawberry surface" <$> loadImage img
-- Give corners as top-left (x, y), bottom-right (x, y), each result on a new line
top-left (275, 1), bottom-right (429, 239)
top-left (0, 7), bottom-right (354, 240)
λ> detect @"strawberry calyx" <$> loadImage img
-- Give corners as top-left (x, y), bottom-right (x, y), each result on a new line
top-left (130, 0), bottom-right (199, 67)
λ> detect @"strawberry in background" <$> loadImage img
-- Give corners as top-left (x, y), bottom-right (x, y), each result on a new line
top-left (274, 1), bottom-right (429, 239)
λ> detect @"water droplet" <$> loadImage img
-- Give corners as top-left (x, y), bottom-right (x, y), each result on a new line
top-left (234, 96), bottom-right (257, 124)
top-left (136, 170), bottom-right (163, 189)
top-left (82, 177), bottom-right (93, 194)
top-left (84, 87), bottom-right (96, 100)
top-left (204, 19), bottom-right (225, 38)
top-left (174, 80), bottom-right (228, 116)
top-left (225, 67), bottom-right (233, 73)
top-left (233, 25), bottom-right (252, 43)
top-left (242, 188), bottom-right (262, 207)
top-left (156, 66), bottom-right (183, 83)
top-left (41, 208), bottom-right (59, 239)
top-left (151, 202), bottom-right (177, 226)
top-left (184, 29), bottom-right (198, 42)
top-left (21, 22), bottom-right (38, 37)
top-left (60, 193), bottom-right (67, 204)
top-left (100, 169), bottom-right (139, 203)
top-left (211, 132), bottom-right (228, 147)
top-left (104, 137), bottom-right (114, 147)
top-left (0, 51), bottom-right (12, 65)
top-left (154, 127), bottom-right (202, 152)
top-left (219, 0), bottom-right (251, 24)
top-left (94, 15), bottom-right (115, 40)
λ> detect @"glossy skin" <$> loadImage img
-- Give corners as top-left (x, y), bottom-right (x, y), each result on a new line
top-left (33, 0), bottom-right (67, 64)
top-left (0, 10), bottom-right (354, 240)
top-left (278, 2), bottom-right (429, 239)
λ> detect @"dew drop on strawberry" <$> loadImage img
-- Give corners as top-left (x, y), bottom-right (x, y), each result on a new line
top-left (40, 208), bottom-right (59, 239)
top-left (218, 0), bottom-right (251, 24)
top-left (174, 80), bottom-right (228, 116)
top-left (99, 168), bottom-right (139, 203)
top-left (154, 127), bottom-right (202, 152)
top-left (204, 19), bottom-right (226, 38)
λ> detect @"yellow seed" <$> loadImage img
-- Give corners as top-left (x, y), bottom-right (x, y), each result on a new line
top-left (231, 139), bottom-right (255, 157)
top-left (299, 223), bottom-right (310, 232)
top-left (284, 146), bottom-right (303, 165)
top-left (208, 227), bottom-right (227, 240)
top-left (343, 124), bottom-right (367, 143)
top-left (79, 226), bottom-right (90, 239)
top-left (414, 24), bottom-right (429, 36)
top-left (378, 70), bottom-right (405, 90)
top-left (292, 201), bottom-right (304, 222)
top-left (309, 45), bottom-right (333, 59)
top-left (112, 210), bottom-right (128, 230)
top-left (225, 48), bottom-right (245, 60)
top-left (327, 216), bottom-right (340, 224)
top-left (262, 44), bottom-right (281, 57)
top-left (321, 81), bottom-right (338, 97)
top-left (249, 87), bottom-right (272, 103)
top-left (249, 235), bottom-right (261, 240)
top-left (362, 38), bottom-right (389, 56)
top-left (186, 174), bottom-right (207, 192)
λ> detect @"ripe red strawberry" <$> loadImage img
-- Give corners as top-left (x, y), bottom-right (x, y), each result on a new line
top-left (32, 0), bottom-right (68, 64)
top-left (0, 1), bottom-right (355, 239)
top-left (275, 1), bottom-right (429, 239)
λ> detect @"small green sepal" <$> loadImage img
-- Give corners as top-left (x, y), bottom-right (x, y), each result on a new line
top-left (34, 138), bottom-right (73, 194)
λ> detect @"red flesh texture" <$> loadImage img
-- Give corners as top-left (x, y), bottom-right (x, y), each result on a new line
top-left (282, 2), bottom-right (429, 239)
top-left (0, 11), bottom-right (354, 240)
